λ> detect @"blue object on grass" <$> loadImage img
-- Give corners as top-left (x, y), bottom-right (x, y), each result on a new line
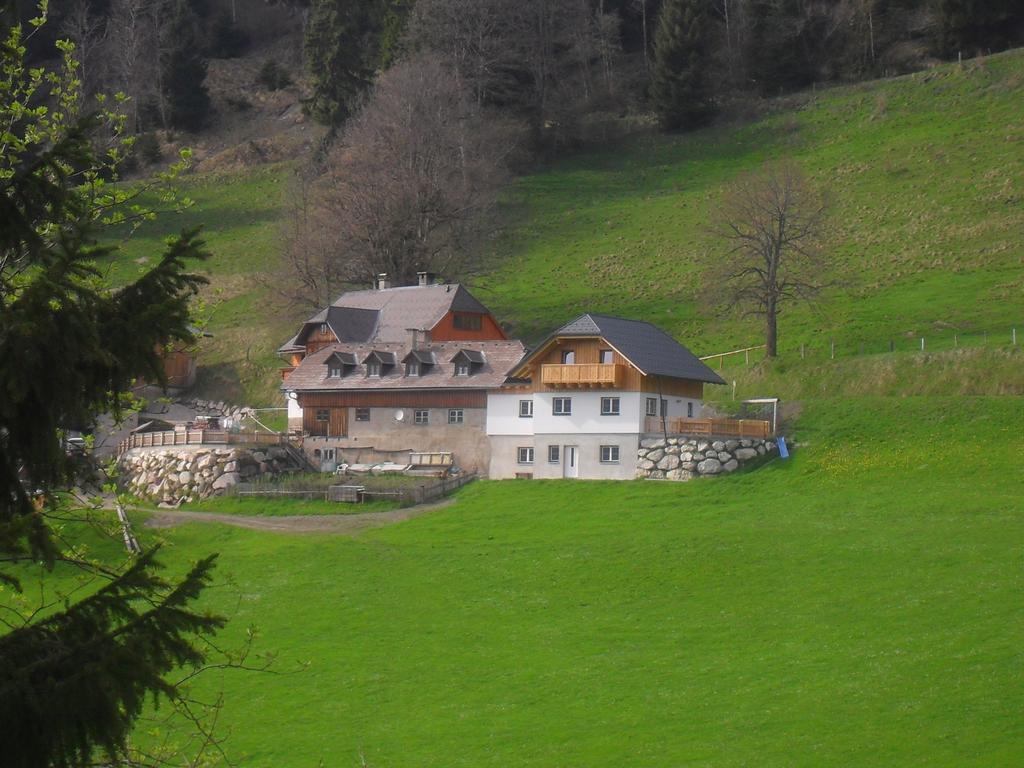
top-left (777, 436), bottom-right (789, 459)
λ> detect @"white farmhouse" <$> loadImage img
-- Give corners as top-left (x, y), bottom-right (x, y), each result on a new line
top-left (487, 314), bottom-right (729, 480)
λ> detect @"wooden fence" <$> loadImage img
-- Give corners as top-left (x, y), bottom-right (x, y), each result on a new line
top-left (644, 416), bottom-right (771, 438)
top-left (118, 429), bottom-right (284, 455)
top-left (232, 473), bottom-right (478, 507)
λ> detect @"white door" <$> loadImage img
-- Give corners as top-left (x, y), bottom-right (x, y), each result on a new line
top-left (563, 446), bottom-right (578, 478)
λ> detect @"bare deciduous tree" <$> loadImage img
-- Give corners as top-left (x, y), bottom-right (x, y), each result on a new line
top-left (61, 0), bottom-right (108, 104)
top-left (713, 161), bottom-right (829, 357)
top-left (274, 54), bottom-right (517, 299)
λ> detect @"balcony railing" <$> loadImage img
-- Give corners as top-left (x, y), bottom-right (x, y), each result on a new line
top-left (644, 416), bottom-right (772, 439)
top-left (118, 429), bottom-right (284, 456)
top-left (540, 363), bottom-right (623, 388)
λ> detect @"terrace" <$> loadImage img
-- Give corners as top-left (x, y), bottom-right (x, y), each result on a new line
top-left (540, 363), bottom-right (624, 388)
top-left (643, 416), bottom-right (773, 439)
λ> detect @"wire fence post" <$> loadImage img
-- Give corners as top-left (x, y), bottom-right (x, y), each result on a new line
top-left (830, 339), bottom-right (835, 359)
top-left (920, 337), bottom-right (925, 352)
top-left (954, 334), bottom-right (958, 348)
top-left (800, 344), bottom-right (805, 359)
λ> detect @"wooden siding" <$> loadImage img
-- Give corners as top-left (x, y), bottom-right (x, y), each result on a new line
top-left (304, 405), bottom-right (348, 437)
top-left (298, 390), bottom-right (487, 409)
top-left (305, 325), bottom-right (338, 355)
top-left (430, 310), bottom-right (507, 341)
top-left (516, 337), bottom-right (705, 397)
top-left (641, 375), bottom-right (703, 398)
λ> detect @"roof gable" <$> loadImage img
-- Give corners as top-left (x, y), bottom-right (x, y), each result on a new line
top-left (516, 314), bottom-right (726, 385)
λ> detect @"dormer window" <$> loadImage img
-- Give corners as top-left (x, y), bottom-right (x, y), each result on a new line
top-left (325, 351), bottom-right (357, 379)
top-left (402, 349), bottom-right (436, 378)
top-left (450, 349), bottom-right (485, 377)
top-left (362, 350), bottom-right (397, 378)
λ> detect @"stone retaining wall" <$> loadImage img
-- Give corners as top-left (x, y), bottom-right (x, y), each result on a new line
top-left (636, 436), bottom-right (777, 481)
top-left (119, 445), bottom-right (293, 504)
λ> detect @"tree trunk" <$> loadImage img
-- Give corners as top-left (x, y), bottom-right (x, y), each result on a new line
top-left (765, 303), bottom-right (778, 357)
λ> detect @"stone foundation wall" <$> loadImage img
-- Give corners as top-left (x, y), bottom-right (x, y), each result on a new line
top-left (119, 445), bottom-right (292, 504)
top-left (636, 436), bottom-right (777, 481)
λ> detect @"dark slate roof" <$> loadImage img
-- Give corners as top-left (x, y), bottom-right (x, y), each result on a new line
top-left (451, 348), bottom-right (486, 364)
top-left (279, 283), bottom-right (499, 353)
top-left (526, 313), bottom-right (726, 385)
top-left (363, 350), bottom-right (398, 365)
top-left (402, 349), bottom-right (437, 365)
top-left (326, 306), bottom-right (380, 342)
top-left (326, 351), bottom-right (358, 366)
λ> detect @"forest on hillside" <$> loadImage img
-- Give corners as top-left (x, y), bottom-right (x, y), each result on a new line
top-left (5, 0), bottom-right (1023, 302)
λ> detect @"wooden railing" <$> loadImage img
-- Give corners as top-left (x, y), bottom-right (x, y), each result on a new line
top-left (540, 363), bottom-right (623, 387)
top-left (118, 429), bottom-right (285, 455)
top-left (644, 416), bottom-right (772, 438)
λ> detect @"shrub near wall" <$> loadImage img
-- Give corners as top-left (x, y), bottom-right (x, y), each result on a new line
top-left (636, 437), bottom-right (777, 480)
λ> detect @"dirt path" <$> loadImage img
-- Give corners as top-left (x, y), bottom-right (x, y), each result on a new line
top-left (138, 499), bottom-right (455, 534)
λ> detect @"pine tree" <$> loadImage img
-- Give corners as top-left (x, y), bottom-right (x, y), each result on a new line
top-left (163, 0), bottom-right (212, 132)
top-left (1, 19), bottom-right (223, 767)
top-left (936, 0), bottom-right (1024, 57)
top-left (304, 0), bottom-right (411, 126)
top-left (650, 0), bottom-right (717, 131)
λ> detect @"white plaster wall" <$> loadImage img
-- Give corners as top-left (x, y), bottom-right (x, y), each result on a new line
top-left (489, 434), bottom-right (639, 480)
top-left (531, 391), bottom-right (645, 435)
top-left (486, 393), bottom-right (537, 436)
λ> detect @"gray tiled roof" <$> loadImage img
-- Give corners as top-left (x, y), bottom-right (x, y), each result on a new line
top-left (279, 283), bottom-right (496, 353)
top-left (284, 340), bottom-right (526, 392)
top-left (526, 313), bottom-right (726, 385)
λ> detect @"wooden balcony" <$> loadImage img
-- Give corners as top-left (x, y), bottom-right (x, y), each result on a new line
top-left (644, 416), bottom-right (772, 439)
top-left (540, 363), bottom-right (624, 388)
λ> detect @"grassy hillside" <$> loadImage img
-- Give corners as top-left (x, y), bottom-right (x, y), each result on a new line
top-left (100, 49), bottom-right (1023, 406)
top-left (10, 395), bottom-right (1022, 765)
top-left (480, 51), bottom-right (1024, 353)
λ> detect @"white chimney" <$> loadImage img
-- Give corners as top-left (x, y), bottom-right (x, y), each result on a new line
top-left (417, 271), bottom-right (436, 287)
top-left (377, 273), bottom-right (391, 290)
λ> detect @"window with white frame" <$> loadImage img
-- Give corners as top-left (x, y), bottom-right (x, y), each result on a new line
top-left (414, 409), bottom-right (429, 425)
top-left (600, 349), bottom-right (614, 364)
top-left (600, 444), bottom-right (620, 463)
top-left (552, 397), bottom-right (572, 415)
top-left (548, 445), bottom-right (560, 463)
top-left (448, 409), bottom-right (464, 424)
top-left (328, 364), bottom-right (342, 378)
top-left (517, 447), bottom-right (534, 464)
top-left (406, 362), bottom-right (420, 377)
top-left (687, 401), bottom-right (694, 418)
top-left (646, 397), bottom-right (657, 417)
top-left (600, 397), bottom-right (620, 416)
top-left (561, 350), bottom-right (575, 364)
top-left (519, 399), bottom-right (533, 418)
top-left (455, 361), bottom-right (470, 376)
top-left (354, 408), bottom-right (370, 422)
top-left (366, 361), bottom-right (381, 377)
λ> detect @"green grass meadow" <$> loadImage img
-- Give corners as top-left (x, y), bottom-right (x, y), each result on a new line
top-left (15, 396), bottom-right (1002, 766)
top-left (99, 50), bottom-right (1024, 405)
